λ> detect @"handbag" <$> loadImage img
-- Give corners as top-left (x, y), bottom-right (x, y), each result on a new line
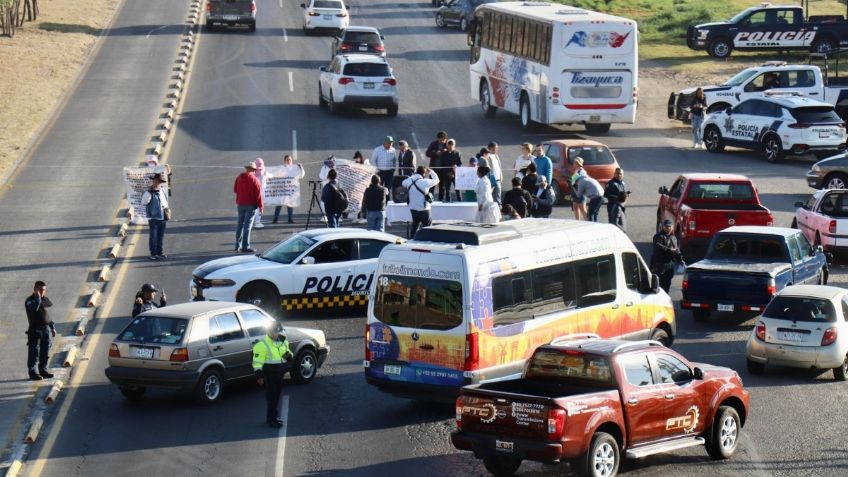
top-left (163, 207), bottom-right (172, 221)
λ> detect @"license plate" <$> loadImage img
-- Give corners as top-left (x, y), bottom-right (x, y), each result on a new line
top-left (323, 14), bottom-right (332, 19)
top-left (364, 82), bottom-right (375, 89)
top-left (717, 304), bottom-right (734, 312)
top-left (780, 331), bottom-right (804, 342)
top-left (223, 15), bottom-right (238, 21)
top-left (359, 45), bottom-right (368, 51)
top-left (590, 115), bottom-right (601, 122)
top-left (134, 347), bottom-right (154, 359)
top-left (495, 440), bottom-right (514, 452)
top-left (384, 364), bottom-right (401, 375)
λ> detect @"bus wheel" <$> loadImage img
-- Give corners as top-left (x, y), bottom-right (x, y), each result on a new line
top-left (519, 96), bottom-right (534, 130)
top-left (584, 123), bottom-right (610, 134)
top-left (480, 81), bottom-right (497, 118)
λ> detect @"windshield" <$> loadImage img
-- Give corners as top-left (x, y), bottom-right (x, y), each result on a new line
top-left (687, 182), bottom-right (754, 200)
top-left (526, 349), bottom-right (614, 386)
top-left (729, 7), bottom-right (757, 24)
top-left (764, 296), bottom-right (837, 322)
top-left (566, 146), bottom-right (615, 166)
top-left (118, 316), bottom-right (187, 345)
top-left (343, 31), bottom-right (380, 43)
top-left (373, 275), bottom-right (463, 330)
top-left (262, 235), bottom-right (315, 264)
top-left (791, 106), bottom-right (842, 123)
top-left (707, 235), bottom-right (786, 261)
top-left (343, 63), bottom-right (391, 76)
top-left (724, 68), bottom-right (758, 86)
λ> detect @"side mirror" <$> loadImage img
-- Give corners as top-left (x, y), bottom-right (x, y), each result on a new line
top-left (693, 367), bottom-right (704, 380)
top-left (794, 201), bottom-right (805, 208)
top-left (658, 186), bottom-right (669, 195)
top-left (301, 256), bottom-right (315, 265)
top-left (380, 35), bottom-right (385, 40)
top-left (319, 66), bottom-right (327, 72)
top-left (651, 274), bottom-right (660, 294)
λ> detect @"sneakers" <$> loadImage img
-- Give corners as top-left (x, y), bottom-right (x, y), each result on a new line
top-left (254, 223), bottom-right (265, 229)
top-left (29, 372), bottom-right (43, 381)
top-left (149, 255), bottom-right (158, 261)
top-left (287, 219), bottom-right (294, 224)
top-left (157, 254), bottom-right (168, 260)
top-left (241, 247), bottom-right (256, 253)
top-left (39, 369), bottom-right (54, 379)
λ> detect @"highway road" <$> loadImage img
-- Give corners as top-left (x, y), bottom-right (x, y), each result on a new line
top-left (19, 0), bottom-right (848, 476)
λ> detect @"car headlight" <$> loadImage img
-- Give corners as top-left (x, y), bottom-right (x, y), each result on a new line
top-left (194, 277), bottom-right (236, 288)
top-left (812, 164), bottom-right (822, 172)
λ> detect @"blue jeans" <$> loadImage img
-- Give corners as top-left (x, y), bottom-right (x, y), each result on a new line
top-left (148, 218), bottom-right (166, 256)
top-left (691, 114), bottom-right (704, 145)
top-left (236, 205), bottom-right (257, 250)
top-left (326, 212), bottom-right (341, 228)
top-left (367, 211), bottom-right (386, 232)
top-left (587, 197), bottom-right (604, 222)
top-left (27, 327), bottom-right (52, 373)
top-left (273, 206), bottom-right (293, 222)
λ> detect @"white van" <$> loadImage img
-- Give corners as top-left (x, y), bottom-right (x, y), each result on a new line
top-left (364, 219), bottom-right (675, 398)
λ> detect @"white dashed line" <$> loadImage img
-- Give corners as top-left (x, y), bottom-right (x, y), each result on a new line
top-left (288, 71), bottom-right (294, 92)
top-left (292, 130), bottom-right (298, 161)
top-left (283, 28), bottom-right (288, 42)
top-left (275, 395), bottom-right (290, 477)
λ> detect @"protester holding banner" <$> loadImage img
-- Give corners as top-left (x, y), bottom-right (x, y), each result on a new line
top-left (353, 151), bottom-right (370, 223)
top-left (145, 156), bottom-right (172, 196)
top-left (272, 155), bottom-right (305, 224)
top-left (141, 173), bottom-right (169, 260)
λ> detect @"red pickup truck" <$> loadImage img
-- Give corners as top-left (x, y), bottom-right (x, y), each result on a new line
top-left (657, 173), bottom-right (773, 260)
top-left (451, 338), bottom-right (750, 477)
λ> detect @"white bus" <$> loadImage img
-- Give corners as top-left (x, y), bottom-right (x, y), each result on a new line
top-left (468, 1), bottom-right (638, 133)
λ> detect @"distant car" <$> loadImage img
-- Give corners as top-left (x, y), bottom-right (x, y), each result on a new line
top-left (703, 93), bottom-right (847, 162)
top-left (301, 0), bottom-right (349, 34)
top-left (746, 285), bottom-right (848, 381)
top-left (794, 188), bottom-right (848, 251)
top-left (435, 0), bottom-right (495, 31)
top-left (318, 54), bottom-right (399, 116)
top-left (331, 26), bottom-right (385, 59)
top-left (205, 0), bottom-right (256, 32)
top-left (190, 228), bottom-right (402, 317)
top-left (104, 302), bottom-right (330, 403)
top-left (806, 153), bottom-right (848, 189)
top-left (542, 139), bottom-right (620, 205)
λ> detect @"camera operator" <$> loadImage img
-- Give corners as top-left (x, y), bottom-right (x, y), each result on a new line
top-left (603, 167), bottom-right (628, 231)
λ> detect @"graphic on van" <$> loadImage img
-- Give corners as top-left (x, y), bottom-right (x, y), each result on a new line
top-left (484, 54), bottom-right (529, 108)
top-left (566, 31), bottom-right (631, 49)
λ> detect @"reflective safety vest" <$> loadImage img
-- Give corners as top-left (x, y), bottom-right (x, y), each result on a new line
top-left (252, 335), bottom-right (292, 371)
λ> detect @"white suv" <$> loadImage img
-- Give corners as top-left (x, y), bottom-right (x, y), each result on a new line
top-left (301, 0), bottom-right (349, 34)
top-left (318, 54), bottom-right (398, 116)
top-left (703, 93), bottom-right (847, 162)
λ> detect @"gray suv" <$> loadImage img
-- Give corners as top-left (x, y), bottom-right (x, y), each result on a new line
top-left (105, 302), bottom-right (329, 403)
top-left (206, 0), bottom-right (257, 32)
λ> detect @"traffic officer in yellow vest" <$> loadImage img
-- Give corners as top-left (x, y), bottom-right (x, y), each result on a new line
top-left (253, 320), bottom-right (293, 428)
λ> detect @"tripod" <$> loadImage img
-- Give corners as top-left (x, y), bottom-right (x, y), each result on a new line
top-left (305, 181), bottom-right (324, 230)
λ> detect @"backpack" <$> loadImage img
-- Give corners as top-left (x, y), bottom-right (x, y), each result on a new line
top-left (333, 186), bottom-right (349, 213)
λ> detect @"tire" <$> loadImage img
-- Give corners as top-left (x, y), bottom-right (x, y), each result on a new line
top-left (819, 268), bottom-right (826, 285)
top-left (693, 309), bottom-right (710, 322)
top-left (585, 123), bottom-right (611, 134)
top-left (746, 358), bottom-right (765, 375)
top-left (318, 84), bottom-right (328, 107)
top-left (655, 211), bottom-right (663, 234)
top-left (238, 282), bottom-right (281, 317)
top-left (823, 172), bottom-right (848, 190)
top-left (519, 95), bottom-right (533, 130)
top-left (708, 38), bottom-right (732, 58)
top-left (834, 354), bottom-right (848, 381)
top-left (387, 104), bottom-right (398, 117)
top-left (480, 81), bottom-right (496, 118)
top-left (482, 456), bottom-right (522, 477)
top-left (704, 125), bottom-right (725, 153)
top-left (119, 385), bottom-right (146, 401)
top-left (705, 406), bottom-right (741, 459)
top-left (574, 432), bottom-right (619, 477)
top-left (435, 13), bottom-right (445, 27)
top-left (815, 232), bottom-right (822, 248)
top-left (291, 348), bottom-right (318, 383)
top-left (196, 368), bottom-right (223, 404)
top-left (761, 134), bottom-right (784, 163)
top-left (460, 16), bottom-right (468, 32)
top-left (650, 328), bottom-right (671, 347)
top-left (812, 38), bottom-right (836, 55)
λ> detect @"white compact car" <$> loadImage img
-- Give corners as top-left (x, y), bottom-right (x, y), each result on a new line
top-left (318, 54), bottom-right (399, 116)
top-left (746, 285), bottom-right (848, 381)
top-left (793, 188), bottom-right (848, 251)
top-left (301, 0), bottom-right (349, 33)
top-left (190, 229), bottom-right (402, 317)
top-left (703, 92), bottom-right (847, 163)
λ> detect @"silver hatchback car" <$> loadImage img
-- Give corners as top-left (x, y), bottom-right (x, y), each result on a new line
top-left (105, 302), bottom-right (329, 403)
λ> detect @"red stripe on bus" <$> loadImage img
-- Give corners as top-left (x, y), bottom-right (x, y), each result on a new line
top-left (563, 104), bottom-right (627, 110)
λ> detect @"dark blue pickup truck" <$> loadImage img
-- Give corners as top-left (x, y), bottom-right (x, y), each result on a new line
top-left (682, 226), bottom-right (829, 322)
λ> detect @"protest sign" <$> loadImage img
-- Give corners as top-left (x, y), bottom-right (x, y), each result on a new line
top-left (264, 166), bottom-right (301, 207)
top-left (454, 166), bottom-right (478, 190)
top-left (333, 159), bottom-right (376, 215)
top-left (124, 166), bottom-right (169, 225)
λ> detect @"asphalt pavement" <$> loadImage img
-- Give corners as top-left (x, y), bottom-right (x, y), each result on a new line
top-left (11, 0), bottom-right (848, 476)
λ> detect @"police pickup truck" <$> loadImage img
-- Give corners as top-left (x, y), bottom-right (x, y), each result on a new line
top-left (687, 3), bottom-right (848, 58)
top-left (668, 62), bottom-right (848, 123)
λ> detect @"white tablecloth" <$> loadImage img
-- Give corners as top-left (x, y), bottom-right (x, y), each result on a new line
top-left (386, 201), bottom-right (478, 224)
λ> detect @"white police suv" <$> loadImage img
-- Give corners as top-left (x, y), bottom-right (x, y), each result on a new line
top-left (703, 92), bottom-right (847, 162)
top-left (190, 229), bottom-right (402, 318)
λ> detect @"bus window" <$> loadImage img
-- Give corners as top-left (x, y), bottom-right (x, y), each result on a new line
top-left (575, 254), bottom-right (616, 307)
top-left (373, 275), bottom-right (463, 330)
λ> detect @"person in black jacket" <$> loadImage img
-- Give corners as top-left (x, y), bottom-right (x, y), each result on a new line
top-left (502, 177), bottom-right (533, 218)
top-left (321, 169), bottom-right (348, 228)
top-left (362, 175), bottom-right (389, 232)
top-left (651, 220), bottom-right (682, 293)
top-left (521, 163), bottom-right (539, 195)
top-left (397, 140), bottom-right (416, 177)
top-left (132, 283), bottom-right (167, 318)
top-left (438, 139), bottom-right (463, 202)
top-left (603, 168), bottom-right (628, 231)
top-left (25, 281), bottom-right (55, 380)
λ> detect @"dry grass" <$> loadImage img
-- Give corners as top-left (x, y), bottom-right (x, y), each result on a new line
top-left (0, 0), bottom-right (119, 182)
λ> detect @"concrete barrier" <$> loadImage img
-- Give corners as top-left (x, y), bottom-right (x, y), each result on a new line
top-left (109, 243), bottom-right (121, 258)
top-left (6, 460), bottom-right (22, 477)
top-left (24, 417), bottom-right (43, 444)
top-left (74, 314), bottom-right (88, 336)
top-left (87, 289), bottom-right (100, 308)
top-left (118, 223), bottom-right (129, 237)
top-left (63, 346), bottom-right (79, 368)
top-left (44, 381), bottom-right (63, 403)
top-left (98, 265), bottom-right (111, 282)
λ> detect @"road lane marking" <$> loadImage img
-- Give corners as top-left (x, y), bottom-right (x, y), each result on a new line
top-left (292, 130), bottom-right (298, 162)
top-left (275, 395), bottom-right (289, 477)
top-left (283, 28), bottom-right (288, 42)
top-left (288, 72), bottom-right (294, 92)
top-left (145, 25), bottom-right (167, 39)
top-left (279, 0), bottom-right (282, 8)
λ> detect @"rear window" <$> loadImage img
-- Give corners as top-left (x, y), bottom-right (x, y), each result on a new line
top-left (373, 275), bottom-right (463, 330)
top-left (566, 146), bottom-right (615, 166)
top-left (708, 235), bottom-right (785, 261)
top-left (526, 349), bottom-right (614, 385)
top-left (314, 0), bottom-right (342, 8)
top-left (118, 316), bottom-right (187, 345)
top-left (791, 106), bottom-right (842, 123)
top-left (764, 296), bottom-right (837, 322)
top-left (343, 62), bottom-right (391, 77)
top-left (687, 182), bottom-right (754, 200)
top-left (343, 32), bottom-right (380, 43)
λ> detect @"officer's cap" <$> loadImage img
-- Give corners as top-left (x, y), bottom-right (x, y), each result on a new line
top-left (141, 283), bottom-right (158, 293)
top-left (662, 219), bottom-right (673, 227)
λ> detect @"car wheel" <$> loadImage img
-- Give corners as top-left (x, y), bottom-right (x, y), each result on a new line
top-left (574, 432), bottom-right (619, 477)
top-left (812, 38), bottom-right (836, 55)
top-left (318, 84), bottom-right (328, 107)
top-left (584, 123), bottom-right (611, 134)
top-left (119, 385), bottom-right (146, 401)
top-left (519, 95), bottom-right (533, 130)
top-left (815, 232), bottom-right (822, 248)
top-left (196, 368), bottom-right (223, 404)
top-left (762, 134), bottom-right (784, 163)
top-left (693, 309), bottom-right (710, 322)
top-left (704, 125), bottom-right (725, 152)
top-left (708, 38), bottom-right (732, 58)
top-left (239, 282), bottom-right (281, 317)
top-left (705, 406), bottom-right (741, 459)
top-left (291, 348), bottom-right (318, 383)
top-left (435, 13), bottom-right (445, 27)
top-left (480, 81), bottom-right (496, 118)
top-left (482, 456), bottom-right (522, 477)
top-left (650, 328), bottom-right (671, 347)
top-left (834, 354), bottom-right (848, 381)
top-left (746, 358), bottom-right (765, 375)
top-left (819, 268), bottom-right (827, 285)
top-left (460, 16), bottom-right (468, 32)
top-left (387, 104), bottom-right (398, 117)
top-left (824, 172), bottom-right (848, 189)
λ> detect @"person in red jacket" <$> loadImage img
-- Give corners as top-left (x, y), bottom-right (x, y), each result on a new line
top-left (234, 161), bottom-right (263, 253)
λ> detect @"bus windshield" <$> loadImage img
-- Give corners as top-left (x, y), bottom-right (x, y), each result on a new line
top-left (373, 275), bottom-right (463, 330)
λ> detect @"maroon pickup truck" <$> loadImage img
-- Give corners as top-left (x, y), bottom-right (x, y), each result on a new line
top-left (657, 173), bottom-right (773, 260)
top-left (451, 338), bottom-right (750, 477)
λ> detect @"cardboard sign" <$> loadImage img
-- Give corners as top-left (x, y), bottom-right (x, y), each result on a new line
top-left (124, 166), bottom-right (169, 225)
top-left (264, 166), bottom-right (302, 207)
top-left (454, 166), bottom-right (478, 190)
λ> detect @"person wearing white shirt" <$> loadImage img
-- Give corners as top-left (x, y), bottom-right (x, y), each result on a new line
top-left (513, 142), bottom-right (533, 178)
top-left (487, 141), bottom-right (503, 204)
top-left (273, 154), bottom-right (305, 224)
top-left (402, 166), bottom-right (440, 238)
top-left (372, 136), bottom-right (397, 196)
top-left (475, 166), bottom-right (501, 224)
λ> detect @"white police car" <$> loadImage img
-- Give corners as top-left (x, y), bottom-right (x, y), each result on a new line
top-left (190, 228), bottom-right (402, 318)
top-left (703, 92), bottom-right (847, 162)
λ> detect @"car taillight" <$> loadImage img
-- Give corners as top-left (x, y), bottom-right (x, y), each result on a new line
top-left (755, 321), bottom-right (766, 341)
top-left (682, 271), bottom-right (689, 290)
top-left (109, 344), bottom-right (120, 358)
top-left (838, 122), bottom-right (846, 129)
top-left (374, 44), bottom-right (385, 52)
top-left (688, 220), bottom-right (695, 231)
top-left (822, 327), bottom-right (837, 346)
top-left (788, 123), bottom-right (811, 129)
top-left (766, 278), bottom-right (777, 296)
top-left (552, 86), bottom-right (560, 98)
top-left (829, 220), bottom-right (837, 234)
top-left (205, 3), bottom-right (212, 12)
top-left (455, 396), bottom-right (464, 429)
top-left (767, 216), bottom-right (774, 226)
top-left (464, 332), bottom-right (479, 371)
top-left (170, 348), bottom-right (189, 362)
top-left (338, 77), bottom-right (354, 85)
top-left (365, 324), bottom-right (371, 362)
top-left (250, 3), bottom-right (256, 12)
top-left (383, 78), bottom-right (397, 86)
top-left (340, 43), bottom-right (353, 51)
top-left (336, 11), bottom-right (348, 17)
top-left (308, 11), bottom-right (320, 16)
top-left (547, 408), bottom-right (566, 440)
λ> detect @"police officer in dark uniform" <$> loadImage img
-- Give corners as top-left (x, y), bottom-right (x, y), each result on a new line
top-left (651, 220), bottom-right (682, 293)
top-left (25, 281), bottom-right (55, 381)
top-left (132, 283), bottom-right (167, 317)
top-left (253, 321), bottom-right (293, 428)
